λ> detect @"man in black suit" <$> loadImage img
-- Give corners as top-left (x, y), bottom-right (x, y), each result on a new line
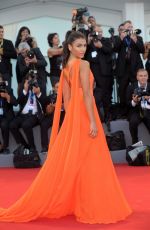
top-left (85, 25), bottom-right (113, 121)
top-left (10, 72), bottom-right (44, 152)
top-left (114, 20), bottom-right (145, 109)
top-left (17, 38), bottom-right (47, 96)
top-left (126, 69), bottom-right (150, 144)
top-left (0, 25), bottom-right (17, 88)
top-left (39, 80), bottom-right (65, 153)
top-left (0, 73), bottom-right (17, 153)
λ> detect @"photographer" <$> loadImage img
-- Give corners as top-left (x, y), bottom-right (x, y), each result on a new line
top-left (72, 7), bottom-right (91, 37)
top-left (15, 26), bottom-right (31, 93)
top-left (47, 33), bottom-right (63, 87)
top-left (0, 25), bottom-right (17, 89)
top-left (0, 73), bottom-right (17, 154)
top-left (17, 37), bottom-right (47, 96)
top-left (88, 16), bottom-right (97, 28)
top-left (39, 80), bottom-right (65, 153)
top-left (114, 20), bottom-right (144, 110)
top-left (143, 38), bottom-right (150, 80)
top-left (85, 25), bottom-right (113, 121)
top-left (126, 69), bottom-right (150, 144)
top-left (9, 72), bottom-right (44, 153)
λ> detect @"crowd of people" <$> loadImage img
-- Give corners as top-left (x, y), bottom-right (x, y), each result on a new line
top-left (0, 12), bottom-right (150, 154)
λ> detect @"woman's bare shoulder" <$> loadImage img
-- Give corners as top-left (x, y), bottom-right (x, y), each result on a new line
top-left (80, 60), bottom-right (90, 70)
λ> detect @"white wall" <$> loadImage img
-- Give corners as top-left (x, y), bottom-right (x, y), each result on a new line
top-left (145, 11), bottom-right (150, 41)
top-left (0, 1), bottom-right (123, 97)
top-left (2, 2), bottom-right (123, 44)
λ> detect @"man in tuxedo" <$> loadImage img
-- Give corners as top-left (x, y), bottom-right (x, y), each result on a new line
top-left (17, 37), bottom-right (47, 96)
top-left (9, 72), bottom-right (44, 152)
top-left (0, 73), bottom-right (17, 153)
top-left (0, 25), bottom-right (17, 88)
top-left (126, 69), bottom-right (150, 144)
top-left (85, 25), bottom-right (113, 121)
top-left (114, 20), bottom-right (144, 110)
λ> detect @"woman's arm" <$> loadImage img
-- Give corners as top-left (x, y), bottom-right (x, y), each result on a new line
top-left (79, 60), bottom-right (98, 138)
top-left (47, 47), bottom-right (63, 57)
top-left (143, 42), bottom-right (150, 60)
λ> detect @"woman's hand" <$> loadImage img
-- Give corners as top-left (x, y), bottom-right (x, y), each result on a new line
top-left (89, 121), bottom-right (98, 138)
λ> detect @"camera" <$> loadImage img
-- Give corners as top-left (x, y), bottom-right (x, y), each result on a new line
top-left (90, 31), bottom-right (101, 42)
top-left (28, 70), bottom-right (39, 89)
top-left (0, 81), bottom-right (6, 93)
top-left (26, 50), bottom-right (34, 59)
top-left (26, 37), bottom-right (34, 47)
top-left (72, 7), bottom-right (89, 24)
top-left (72, 7), bottom-right (90, 35)
top-left (108, 27), bottom-right (115, 36)
top-left (134, 87), bottom-right (150, 98)
top-left (124, 28), bottom-right (142, 37)
top-left (50, 91), bottom-right (57, 104)
top-left (28, 78), bottom-right (38, 89)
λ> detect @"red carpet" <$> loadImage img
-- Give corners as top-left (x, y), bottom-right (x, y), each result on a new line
top-left (0, 165), bottom-right (149, 230)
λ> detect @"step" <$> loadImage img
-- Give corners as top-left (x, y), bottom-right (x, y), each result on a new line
top-left (0, 153), bottom-right (47, 168)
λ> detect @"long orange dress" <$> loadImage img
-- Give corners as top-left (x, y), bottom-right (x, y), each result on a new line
top-left (0, 59), bottom-right (132, 224)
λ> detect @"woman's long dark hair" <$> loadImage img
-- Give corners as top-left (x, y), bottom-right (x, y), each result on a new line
top-left (15, 26), bottom-right (31, 48)
top-left (47, 33), bottom-right (58, 47)
top-left (62, 31), bottom-right (86, 68)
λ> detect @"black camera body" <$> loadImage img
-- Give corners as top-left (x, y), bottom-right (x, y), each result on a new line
top-left (134, 87), bottom-right (150, 98)
top-left (124, 29), bottom-right (142, 37)
top-left (90, 31), bottom-right (101, 42)
top-left (28, 78), bottom-right (39, 89)
top-left (26, 50), bottom-right (34, 59)
top-left (0, 81), bottom-right (7, 93)
top-left (28, 78), bottom-right (38, 89)
top-left (108, 27), bottom-right (115, 36)
top-left (28, 69), bottom-right (39, 89)
top-left (26, 37), bottom-right (33, 47)
top-left (50, 91), bottom-right (57, 104)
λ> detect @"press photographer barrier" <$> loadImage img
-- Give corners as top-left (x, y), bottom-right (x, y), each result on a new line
top-left (0, 120), bottom-right (150, 167)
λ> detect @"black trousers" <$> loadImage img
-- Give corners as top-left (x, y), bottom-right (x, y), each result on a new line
top-left (117, 64), bottom-right (136, 106)
top-left (40, 111), bottom-right (65, 150)
top-left (0, 116), bottom-right (12, 148)
top-left (129, 110), bottom-right (150, 144)
top-left (93, 76), bottom-right (113, 120)
top-left (10, 114), bottom-right (38, 150)
top-left (40, 114), bottom-right (54, 150)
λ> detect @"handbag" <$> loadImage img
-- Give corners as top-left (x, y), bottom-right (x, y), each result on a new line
top-left (106, 130), bottom-right (126, 151)
top-left (13, 145), bottom-right (41, 168)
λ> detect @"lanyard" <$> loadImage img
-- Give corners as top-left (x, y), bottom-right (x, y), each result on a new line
top-left (29, 91), bottom-right (34, 105)
top-left (125, 37), bottom-right (131, 48)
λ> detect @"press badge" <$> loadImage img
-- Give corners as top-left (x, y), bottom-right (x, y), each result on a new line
top-left (91, 51), bottom-right (97, 58)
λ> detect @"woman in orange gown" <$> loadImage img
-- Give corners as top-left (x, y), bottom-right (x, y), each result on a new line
top-left (0, 31), bottom-right (132, 224)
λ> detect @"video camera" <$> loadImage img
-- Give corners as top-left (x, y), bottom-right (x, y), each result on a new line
top-left (134, 87), bottom-right (150, 98)
top-left (72, 7), bottom-right (89, 24)
top-left (0, 81), bottom-right (7, 93)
